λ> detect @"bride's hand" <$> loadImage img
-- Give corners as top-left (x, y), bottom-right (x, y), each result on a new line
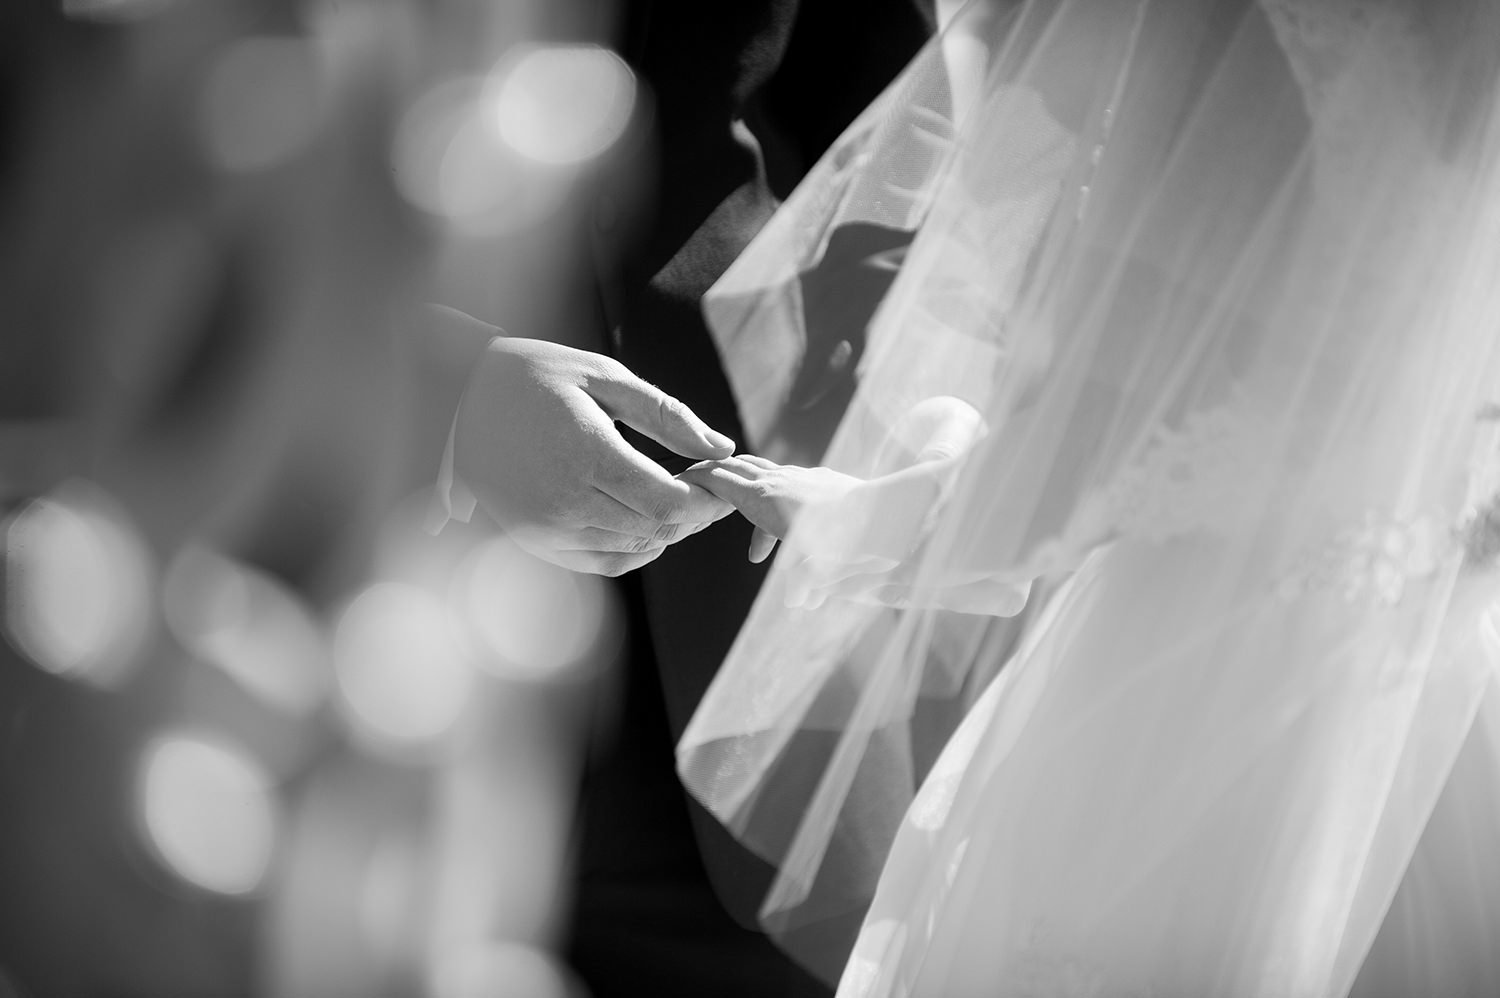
top-left (680, 396), bottom-right (1028, 614)
top-left (682, 395), bottom-right (985, 561)
top-left (683, 452), bottom-right (1028, 613)
top-left (681, 393), bottom-right (984, 555)
top-left (678, 455), bottom-right (861, 563)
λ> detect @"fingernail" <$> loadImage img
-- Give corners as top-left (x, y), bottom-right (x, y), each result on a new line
top-left (704, 430), bottom-right (735, 452)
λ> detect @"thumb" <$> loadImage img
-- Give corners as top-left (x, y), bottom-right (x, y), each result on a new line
top-left (589, 365), bottom-right (735, 460)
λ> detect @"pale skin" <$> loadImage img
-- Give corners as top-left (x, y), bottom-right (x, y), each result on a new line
top-left (442, 4), bottom-right (1032, 596)
top-left (681, 395), bottom-right (982, 563)
top-left (445, 307), bottom-right (737, 576)
top-left (681, 396), bottom-right (1031, 615)
top-left (446, 311), bottom-right (1024, 613)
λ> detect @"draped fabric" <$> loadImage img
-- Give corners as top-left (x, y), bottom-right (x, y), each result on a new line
top-left (678, 0), bottom-right (1500, 990)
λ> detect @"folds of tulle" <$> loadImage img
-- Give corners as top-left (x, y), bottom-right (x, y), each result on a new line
top-left (680, 0), bottom-right (1500, 985)
top-left (842, 548), bottom-right (1500, 997)
top-left (1349, 663), bottom-right (1500, 998)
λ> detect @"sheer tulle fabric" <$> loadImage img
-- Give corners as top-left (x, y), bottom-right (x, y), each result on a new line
top-left (679, 0), bottom-right (1500, 990)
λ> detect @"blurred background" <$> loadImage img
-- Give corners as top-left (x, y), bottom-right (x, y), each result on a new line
top-left (0, 0), bottom-right (643, 994)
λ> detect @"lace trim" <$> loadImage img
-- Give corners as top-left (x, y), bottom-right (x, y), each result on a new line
top-left (1275, 509), bottom-right (1449, 604)
top-left (1272, 401), bottom-right (1500, 604)
top-left (1273, 491), bottom-right (1500, 607)
top-left (1069, 397), bottom-right (1277, 548)
top-left (1460, 497), bottom-right (1500, 568)
top-left (1042, 395), bottom-right (1500, 607)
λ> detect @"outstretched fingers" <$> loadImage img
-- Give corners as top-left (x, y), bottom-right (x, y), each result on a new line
top-left (586, 363), bottom-right (736, 461)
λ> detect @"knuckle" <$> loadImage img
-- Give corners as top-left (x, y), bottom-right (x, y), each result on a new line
top-left (604, 361), bottom-right (635, 388)
top-left (656, 394), bottom-right (687, 425)
top-left (649, 494), bottom-right (687, 524)
top-left (579, 358), bottom-right (623, 396)
top-left (585, 353), bottom-right (624, 380)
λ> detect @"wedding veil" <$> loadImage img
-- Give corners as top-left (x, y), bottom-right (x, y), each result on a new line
top-left (678, 0), bottom-right (1500, 988)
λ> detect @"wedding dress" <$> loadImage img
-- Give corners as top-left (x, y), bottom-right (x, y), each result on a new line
top-left (679, 0), bottom-right (1500, 994)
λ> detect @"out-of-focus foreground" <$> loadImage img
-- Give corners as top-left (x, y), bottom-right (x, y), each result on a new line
top-left (0, 1), bottom-right (641, 995)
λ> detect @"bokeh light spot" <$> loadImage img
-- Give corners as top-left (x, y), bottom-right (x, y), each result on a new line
top-left (455, 537), bottom-right (611, 681)
top-left (428, 943), bottom-right (574, 998)
top-left (199, 37), bottom-right (325, 172)
top-left (163, 545), bottom-right (328, 715)
top-left (391, 79), bottom-right (566, 232)
top-left (139, 733), bottom-right (279, 895)
top-left (3, 483), bottom-right (153, 688)
top-left (333, 582), bottom-right (472, 747)
top-left (489, 45), bottom-right (636, 166)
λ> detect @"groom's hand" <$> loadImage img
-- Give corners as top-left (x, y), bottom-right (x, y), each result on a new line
top-left (451, 335), bottom-right (737, 575)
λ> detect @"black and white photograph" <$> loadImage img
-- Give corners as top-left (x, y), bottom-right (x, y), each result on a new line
top-left (3, 1), bottom-right (1500, 995)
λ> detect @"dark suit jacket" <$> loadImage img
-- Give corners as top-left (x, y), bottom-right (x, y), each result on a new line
top-left (567, 1), bottom-right (932, 994)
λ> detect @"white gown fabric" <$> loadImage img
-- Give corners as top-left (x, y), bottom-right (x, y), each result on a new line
top-left (679, 0), bottom-right (1500, 993)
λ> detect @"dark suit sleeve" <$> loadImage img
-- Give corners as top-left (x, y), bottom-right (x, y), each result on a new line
top-left (598, 0), bottom-right (931, 935)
